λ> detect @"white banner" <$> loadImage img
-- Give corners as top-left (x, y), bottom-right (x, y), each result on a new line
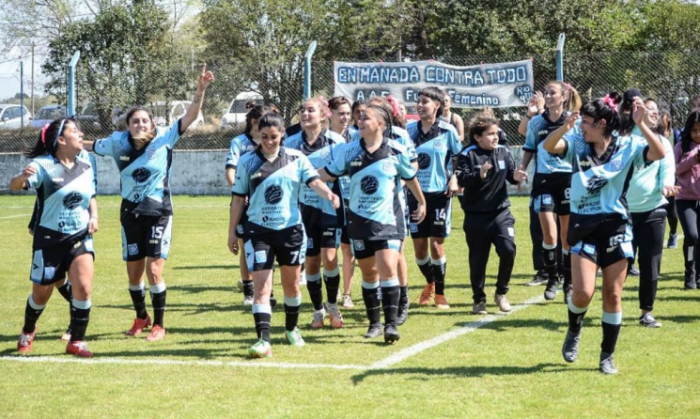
top-left (334, 59), bottom-right (534, 108)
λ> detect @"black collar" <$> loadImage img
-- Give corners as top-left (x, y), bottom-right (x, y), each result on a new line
top-left (587, 137), bottom-right (619, 166)
top-left (360, 137), bottom-right (389, 156)
top-left (416, 120), bottom-right (441, 145)
top-left (255, 146), bottom-right (284, 160)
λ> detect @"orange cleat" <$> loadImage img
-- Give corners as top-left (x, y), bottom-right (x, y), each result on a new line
top-left (17, 327), bottom-right (37, 354)
top-left (419, 283), bottom-right (435, 306)
top-left (66, 341), bottom-right (93, 358)
top-left (125, 315), bottom-right (152, 337)
top-left (146, 324), bottom-right (166, 342)
top-left (434, 294), bottom-right (450, 309)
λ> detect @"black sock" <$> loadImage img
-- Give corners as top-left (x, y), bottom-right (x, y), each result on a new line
top-left (543, 245), bottom-right (558, 283)
top-left (381, 280), bottom-right (400, 327)
top-left (70, 300), bottom-right (91, 342)
top-left (253, 304), bottom-right (272, 342)
top-left (562, 250), bottom-right (572, 288)
top-left (324, 268), bottom-right (341, 304)
top-left (361, 282), bottom-right (382, 325)
top-left (284, 295), bottom-right (301, 332)
top-left (242, 280), bottom-right (254, 298)
top-left (23, 296), bottom-right (45, 334)
top-left (432, 258), bottom-right (446, 295)
top-left (399, 286), bottom-right (409, 307)
top-left (56, 280), bottom-right (72, 303)
top-left (306, 273), bottom-right (324, 310)
top-left (567, 300), bottom-right (588, 333)
top-left (417, 258), bottom-right (434, 284)
top-left (150, 284), bottom-right (167, 327)
top-left (128, 283), bottom-right (148, 319)
top-left (601, 311), bottom-right (622, 354)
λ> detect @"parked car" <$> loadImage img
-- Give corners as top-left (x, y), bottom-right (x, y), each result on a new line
top-left (221, 92), bottom-right (263, 128)
top-left (0, 104), bottom-right (32, 129)
top-left (31, 105), bottom-right (67, 128)
top-left (154, 101), bottom-right (204, 127)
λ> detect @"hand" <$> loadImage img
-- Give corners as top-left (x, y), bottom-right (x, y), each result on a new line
top-left (88, 217), bottom-right (99, 234)
top-left (480, 162), bottom-right (492, 180)
top-left (662, 185), bottom-right (680, 197)
top-left (22, 165), bottom-right (36, 179)
top-left (564, 111), bottom-right (579, 131)
top-left (514, 168), bottom-right (528, 184)
top-left (632, 97), bottom-right (647, 126)
top-left (329, 193), bottom-right (341, 209)
top-left (445, 175), bottom-right (459, 197)
top-left (198, 63), bottom-right (215, 91)
top-left (228, 232), bottom-right (239, 255)
top-left (412, 202), bottom-right (426, 224)
top-left (527, 91), bottom-right (544, 117)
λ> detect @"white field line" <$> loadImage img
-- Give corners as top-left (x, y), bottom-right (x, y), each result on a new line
top-left (0, 213), bottom-right (30, 220)
top-left (368, 294), bottom-right (546, 369)
top-left (0, 356), bottom-right (368, 371)
top-left (0, 295), bottom-right (543, 371)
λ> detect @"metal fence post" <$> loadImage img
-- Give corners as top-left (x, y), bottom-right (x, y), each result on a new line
top-left (303, 41), bottom-right (317, 101)
top-left (20, 62), bottom-right (24, 127)
top-left (67, 51), bottom-right (81, 117)
top-left (556, 33), bottom-right (566, 81)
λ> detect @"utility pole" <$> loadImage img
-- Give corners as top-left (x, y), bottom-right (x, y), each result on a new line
top-left (20, 62), bottom-right (24, 127)
top-left (30, 41), bottom-right (35, 115)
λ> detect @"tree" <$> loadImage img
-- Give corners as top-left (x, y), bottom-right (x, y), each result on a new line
top-left (42, 3), bottom-right (189, 130)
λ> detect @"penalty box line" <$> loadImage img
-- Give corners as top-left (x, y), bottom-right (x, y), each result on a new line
top-left (0, 295), bottom-right (544, 371)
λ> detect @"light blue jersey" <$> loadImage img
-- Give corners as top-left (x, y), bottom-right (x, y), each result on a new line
top-left (350, 126), bottom-right (418, 162)
top-left (406, 120), bottom-right (462, 194)
top-left (563, 130), bottom-right (649, 221)
top-left (285, 129), bottom-right (345, 224)
top-left (326, 138), bottom-right (416, 240)
top-left (523, 112), bottom-right (574, 176)
top-left (627, 127), bottom-right (674, 213)
top-left (225, 133), bottom-right (255, 170)
top-left (94, 122), bottom-right (181, 216)
top-left (25, 151), bottom-right (96, 247)
top-left (233, 147), bottom-right (319, 232)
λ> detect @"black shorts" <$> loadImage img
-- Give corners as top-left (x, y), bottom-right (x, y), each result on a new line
top-left (351, 238), bottom-right (403, 260)
top-left (30, 236), bottom-right (94, 285)
top-left (340, 226), bottom-right (351, 245)
top-left (121, 213), bottom-right (173, 261)
top-left (244, 225), bottom-right (306, 271)
top-left (531, 175), bottom-right (571, 216)
top-left (407, 192), bottom-right (452, 239)
top-left (568, 216), bottom-right (633, 268)
top-left (305, 226), bottom-right (340, 257)
top-left (232, 195), bottom-right (250, 240)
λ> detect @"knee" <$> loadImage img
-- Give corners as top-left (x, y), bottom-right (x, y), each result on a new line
top-left (145, 264), bottom-right (163, 282)
top-left (429, 240), bottom-right (444, 258)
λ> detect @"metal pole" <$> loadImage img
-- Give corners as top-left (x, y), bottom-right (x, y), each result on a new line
top-left (20, 62), bottom-right (24, 127)
top-left (67, 51), bottom-right (81, 117)
top-left (303, 41), bottom-right (317, 101)
top-left (31, 42), bottom-right (35, 115)
top-left (556, 33), bottom-right (566, 81)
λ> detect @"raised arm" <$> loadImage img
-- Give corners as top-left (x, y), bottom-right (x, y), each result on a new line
top-left (181, 64), bottom-right (215, 133)
top-left (9, 164), bottom-right (36, 191)
top-left (544, 112), bottom-right (578, 155)
top-left (632, 98), bottom-right (665, 162)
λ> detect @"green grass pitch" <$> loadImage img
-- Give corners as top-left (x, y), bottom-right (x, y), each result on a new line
top-left (0, 195), bottom-right (698, 419)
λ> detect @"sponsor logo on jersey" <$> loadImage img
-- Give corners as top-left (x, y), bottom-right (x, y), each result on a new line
top-left (52, 178), bottom-right (64, 183)
top-left (585, 175), bottom-right (608, 194)
top-left (264, 185), bottom-right (284, 204)
top-left (360, 176), bottom-right (379, 195)
top-left (63, 192), bottom-right (83, 210)
top-left (119, 155), bottom-right (130, 162)
top-left (251, 172), bottom-right (262, 179)
top-left (417, 153), bottom-right (431, 170)
top-left (132, 168), bottom-right (152, 183)
top-left (350, 161), bottom-right (363, 167)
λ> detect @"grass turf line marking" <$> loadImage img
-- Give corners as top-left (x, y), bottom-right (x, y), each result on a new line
top-left (369, 294), bottom-right (546, 370)
top-left (0, 213), bottom-right (30, 220)
top-left (0, 356), bottom-right (368, 370)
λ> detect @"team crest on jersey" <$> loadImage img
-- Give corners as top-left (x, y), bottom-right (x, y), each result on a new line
top-left (607, 157), bottom-right (623, 172)
top-left (417, 153), bottom-right (431, 170)
top-left (382, 160), bottom-right (394, 171)
top-left (127, 243), bottom-right (139, 256)
top-left (360, 176), bottom-right (379, 195)
top-left (63, 192), bottom-right (83, 210)
top-left (353, 240), bottom-right (365, 251)
top-left (132, 168), bottom-right (152, 183)
top-left (583, 244), bottom-right (596, 255)
top-left (264, 185), bottom-right (284, 204)
top-left (44, 266), bottom-right (56, 280)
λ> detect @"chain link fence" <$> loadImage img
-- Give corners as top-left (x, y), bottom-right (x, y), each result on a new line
top-left (1, 51), bottom-right (699, 153)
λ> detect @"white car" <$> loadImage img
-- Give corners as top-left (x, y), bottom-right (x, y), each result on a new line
top-left (221, 92), bottom-right (263, 128)
top-left (0, 104), bottom-right (32, 129)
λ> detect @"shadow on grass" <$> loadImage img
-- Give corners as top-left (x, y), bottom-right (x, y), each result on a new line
top-left (168, 284), bottom-right (238, 294)
top-left (351, 362), bottom-right (590, 384)
top-left (172, 265), bottom-right (235, 270)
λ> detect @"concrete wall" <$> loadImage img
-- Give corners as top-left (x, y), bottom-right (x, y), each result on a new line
top-left (0, 147), bottom-right (535, 196)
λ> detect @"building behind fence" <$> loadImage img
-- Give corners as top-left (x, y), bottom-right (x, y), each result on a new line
top-left (1, 50), bottom-right (700, 154)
